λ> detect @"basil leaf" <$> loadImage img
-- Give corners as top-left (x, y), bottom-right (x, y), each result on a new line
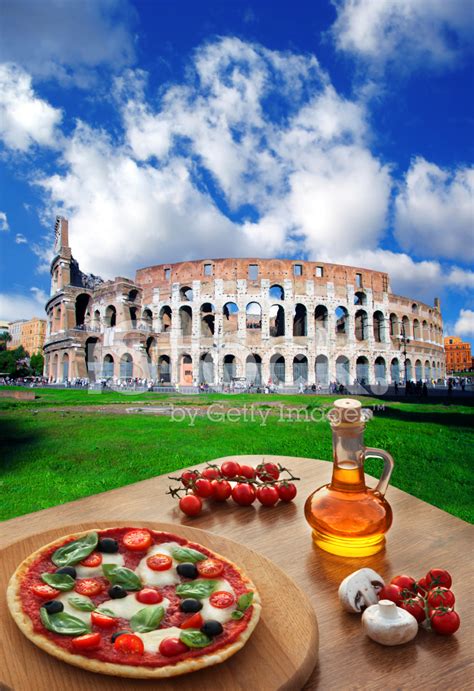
top-left (102, 564), bottom-right (142, 591)
top-left (130, 606), bottom-right (165, 633)
top-left (175, 579), bottom-right (219, 600)
top-left (237, 591), bottom-right (254, 612)
top-left (67, 595), bottom-right (95, 612)
top-left (171, 547), bottom-right (206, 563)
top-left (40, 608), bottom-right (91, 636)
top-left (95, 607), bottom-right (116, 618)
top-left (41, 573), bottom-right (75, 591)
top-left (179, 629), bottom-right (212, 648)
top-left (52, 532), bottom-right (98, 567)
top-left (231, 610), bottom-right (245, 620)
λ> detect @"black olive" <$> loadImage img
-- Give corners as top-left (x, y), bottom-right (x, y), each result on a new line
top-left (55, 566), bottom-right (76, 578)
top-left (201, 620), bottom-right (223, 637)
top-left (111, 630), bottom-right (131, 643)
top-left (176, 563), bottom-right (198, 579)
top-left (180, 598), bottom-right (203, 613)
top-left (43, 600), bottom-right (64, 614)
top-left (98, 537), bottom-right (119, 553)
top-left (108, 585), bottom-right (127, 599)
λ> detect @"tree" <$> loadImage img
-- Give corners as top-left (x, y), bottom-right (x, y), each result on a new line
top-left (0, 346), bottom-right (30, 377)
top-left (30, 352), bottom-right (44, 376)
top-left (0, 331), bottom-right (12, 351)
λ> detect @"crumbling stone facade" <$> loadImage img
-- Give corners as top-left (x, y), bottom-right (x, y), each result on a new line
top-left (44, 218), bottom-right (445, 387)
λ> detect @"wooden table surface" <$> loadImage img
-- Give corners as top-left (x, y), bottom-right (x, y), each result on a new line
top-left (1, 455), bottom-right (473, 690)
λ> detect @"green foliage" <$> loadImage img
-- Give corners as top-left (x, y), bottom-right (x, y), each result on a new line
top-left (0, 331), bottom-right (12, 351)
top-left (30, 352), bottom-right (44, 376)
top-left (0, 346), bottom-right (30, 377)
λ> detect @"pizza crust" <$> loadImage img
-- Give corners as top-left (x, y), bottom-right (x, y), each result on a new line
top-left (7, 528), bottom-right (262, 679)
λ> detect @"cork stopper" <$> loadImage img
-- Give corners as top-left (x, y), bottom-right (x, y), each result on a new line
top-left (328, 398), bottom-right (363, 426)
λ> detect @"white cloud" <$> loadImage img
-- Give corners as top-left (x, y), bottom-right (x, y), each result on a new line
top-left (0, 287), bottom-right (47, 321)
top-left (0, 63), bottom-right (62, 151)
top-left (0, 0), bottom-right (136, 86)
top-left (454, 309), bottom-right (474, 337)
top-left (15, 233), bottom-right (27, 244)
top-left (0, 212), bottom-right (9, 231)
top-left (394, 157), bottom-right (474, 263)
top-left (326, 247), bottom-right (474, 303)
top-left (37, 38), bottom-right (392, 280)
top-left (331, 0), bottom-right (474, 71)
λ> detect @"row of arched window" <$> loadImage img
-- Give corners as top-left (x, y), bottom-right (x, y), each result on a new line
top-left (47, 291), bottom-right (442, 347)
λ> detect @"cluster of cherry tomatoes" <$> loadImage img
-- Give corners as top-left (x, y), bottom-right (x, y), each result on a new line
top-left (168, 460), bottom-right (299, 517)
top-left (379, 568), bottom-right (460, 636)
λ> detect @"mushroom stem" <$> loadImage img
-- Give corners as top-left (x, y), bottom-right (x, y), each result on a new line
top-left (378, 600), bottom-right (399, 620)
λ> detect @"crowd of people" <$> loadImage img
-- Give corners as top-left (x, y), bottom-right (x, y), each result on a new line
top-left (0, 375), bottom-right (471, 395)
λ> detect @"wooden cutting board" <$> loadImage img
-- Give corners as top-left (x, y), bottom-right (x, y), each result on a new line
top-left (0, 521), bottom-right (318, 691)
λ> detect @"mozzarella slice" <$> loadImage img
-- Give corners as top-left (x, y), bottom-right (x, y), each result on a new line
top-left (136, 626), bottom-right (183, 653)
top-left (98, 594), bottom-right (170, 620)
top-left (56, 593), bottom-right (94, 624)
top-left (136, 542), bottom-right (183, 587)
top-left (199, 579), bottom-right (237, 625)
top-left (75, 552), bottom-right (125, 579)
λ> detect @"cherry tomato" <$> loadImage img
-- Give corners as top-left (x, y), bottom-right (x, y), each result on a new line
top-left (194, 478), bottom-right (213, 498)
top-left (430, 609), bottom-right (460, 636)
top-left (211, 479), bottom-right (232, 502)
top-left (179, 494), bottom-right (202, 516)
top-left (159, 637), bottom-right (188, 657)
top-left (257, 485), bottom-right (279, 507)
top-left (71, 632), bottom-right (101, 650)
top-left (146, 553), bottom-right (173, 571)
top-left (136, 588), bottom-right (163, 604)
top-left (256, 462), bottom-right (280, 481)
top-left (232, 482), bottom-right (256, 506)
top-left (400, 596), bottom-right (426, 623)
top-left (202, 467), bottom-right (221, 480)
top-left (277, 482), bottom-right (297, 502)
top-left (197, 558), bottom-right (224, 578)
top-left (113, 633), bottom-right (145, 654)
top-left (80, 552), bottom-right (102, 568)
top-left (239, 464), bottom-right (256, 479)
top-left (180, 612), bottom-right (203, 629)
top-left (220, 460), bottom-right (241, 479)
top-left (415, 576), bottom-right (430, 596)
top-left (209, 591), bottom-right (236, 608)
top-left (123, 529), bottom-right (152, 552)
top-left (427, 587), bottom-right (456, 609)
top-left (75, 578), bottom-right (104, 596)
top-left (31, 583), bottom-right (61, 599)
top-left (91, 611), bottom-right (116, 629)
top-left (378, 584), bottom-right (403, 605)
top-left (390, 575), bottom-right (416, 594)
top-left (425, 568), bottom-right (452, 589)
top-left (181, 470), bottom-right (199, 488)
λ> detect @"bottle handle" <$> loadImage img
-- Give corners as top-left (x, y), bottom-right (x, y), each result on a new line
top-left (364, 447), bottom-right (394, 496)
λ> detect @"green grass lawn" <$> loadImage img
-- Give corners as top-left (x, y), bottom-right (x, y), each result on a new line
top-left (1, 388), bottom-right (473, 523)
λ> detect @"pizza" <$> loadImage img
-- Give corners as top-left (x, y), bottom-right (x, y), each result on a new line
top-left (7, 527), bottom-right (261, 678)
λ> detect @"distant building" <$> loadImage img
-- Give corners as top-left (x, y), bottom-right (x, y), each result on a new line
top-left (0, 320), bottom-right (10, 333)
top-left (444, 336), bottom-right (472, 373)
top-left (21, 318), bottom-right (47, 355)
top-left (8, 320), bottom-right (27, 348)
top-left (8, 318), bottom-right (46, 355)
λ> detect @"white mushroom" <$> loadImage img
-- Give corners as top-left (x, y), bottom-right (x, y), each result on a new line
top-left (338, 568), bottom-right (385, 613)
top-left (362, 600), bottom-right (418, 646)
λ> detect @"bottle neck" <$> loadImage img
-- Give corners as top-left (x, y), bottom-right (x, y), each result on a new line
top-left (330, 424), bottom-right (366, 491)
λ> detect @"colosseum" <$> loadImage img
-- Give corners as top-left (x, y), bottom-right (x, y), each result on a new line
top-left (44, 217), bottom-right (445, 389)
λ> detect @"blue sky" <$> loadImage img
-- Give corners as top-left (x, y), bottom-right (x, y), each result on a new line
top-left (0, 0), bottom-right (473, 344)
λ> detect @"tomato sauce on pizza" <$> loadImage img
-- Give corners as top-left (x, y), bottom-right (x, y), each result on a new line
top-left (8, 527), bottom-right (261, 677)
